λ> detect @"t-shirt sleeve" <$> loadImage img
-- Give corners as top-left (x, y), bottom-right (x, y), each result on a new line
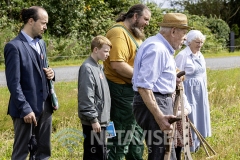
top-left (108, 36), bottom-right (130, 62)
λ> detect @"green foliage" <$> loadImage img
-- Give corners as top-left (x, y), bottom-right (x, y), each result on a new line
top-left (106, 0), bottom-right (141, 15)
top-left (0, 0), bottom-right (233, 61)
top-left (41, 0), bottom-right (86, 37)
top-left (171, 0), bottom-right (240, 27)
top-left (40, 0), bottom-right (115, 38)
top-left (0, 27), bottom-right (18, 65)
top-left (231, 24), bottom-right (239, 36)
top-left (184, 0), bottom-right (223, 18)
top-left (206, 16), bottom-right (230, 47)
top-left (0, 5), bottom-right (22, 65)
top-left (83, 0), bottom-right (114, 37)
top-left (44, 35), bottom-right (90, 61)
top-left (43, 0), bottom-right (115, 38)
top-left (235, 37), bottom-right (240, 51)
top-left (171, 0), bottom-right (240, 51)
top-left (187, 14), bottom-right (230, 53)
top-left (0, 0), bottom-right (36, 20)
top-left (144, 2), bottom-right (164, 37)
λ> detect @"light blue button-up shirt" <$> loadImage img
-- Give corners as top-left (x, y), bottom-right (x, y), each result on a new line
top-left (132, 33), bottom-right (177, 94)
top-left (21, 30), bottom-right (40, 54)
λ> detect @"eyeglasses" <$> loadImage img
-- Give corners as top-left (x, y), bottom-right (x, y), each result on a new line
top-left (193, 40), bottom-right (204, 45)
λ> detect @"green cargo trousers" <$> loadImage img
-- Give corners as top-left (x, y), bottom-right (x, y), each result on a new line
top-left (107, 80), bottom-right (144, 160)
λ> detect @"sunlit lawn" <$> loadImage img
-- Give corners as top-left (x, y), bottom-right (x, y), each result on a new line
top-left (1, 68), bottom-right (240, 159)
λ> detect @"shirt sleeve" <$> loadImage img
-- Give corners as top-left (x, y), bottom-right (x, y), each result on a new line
top-left (135, 43), bottom-right (165, 89)
top-left (108, 36), bottom-right (130, 62)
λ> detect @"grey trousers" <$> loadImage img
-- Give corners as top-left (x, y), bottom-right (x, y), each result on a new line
top-left (132, 92), bottom-right (176, 160)
top-left (11, 97), bottom-right (52, 160)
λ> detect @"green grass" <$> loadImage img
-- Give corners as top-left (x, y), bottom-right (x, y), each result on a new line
top-left (0, 68), bottom-right (240, 159)
top-left (190, 68), bottom-right (240, 160)
top-left (203, 50), bottom-right (240, 58)
top-left (0, 87), bottom-right (12, 131)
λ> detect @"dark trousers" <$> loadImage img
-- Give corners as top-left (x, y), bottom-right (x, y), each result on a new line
top-left (175, 147), bottom-right (182, 160)
top-left (11, 97), bottom-right (52, 160)
top-left (107, 80), bottom-right (144, 160)
top-left (133, 92), bottom-right (176, 160)
top-left (82, 124), bottom-right (107, 160)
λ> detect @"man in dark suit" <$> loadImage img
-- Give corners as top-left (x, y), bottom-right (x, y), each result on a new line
top-left (4, 6), bottom-right (54, 160)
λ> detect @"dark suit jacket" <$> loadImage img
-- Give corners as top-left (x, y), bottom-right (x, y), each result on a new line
top-left (4, 32), bottom-right (50, 118)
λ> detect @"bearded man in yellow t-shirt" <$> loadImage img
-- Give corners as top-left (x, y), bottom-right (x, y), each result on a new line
top-left (103, 4), bottom-right (151, 160)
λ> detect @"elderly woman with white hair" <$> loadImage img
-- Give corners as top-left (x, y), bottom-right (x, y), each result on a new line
top-left (175, 30), bottom-right (211, 153)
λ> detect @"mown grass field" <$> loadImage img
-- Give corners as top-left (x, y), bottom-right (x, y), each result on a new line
top-left (0, 51), bottom-right (240, 159)
top-left (1, 68), bottom-right (240, 159)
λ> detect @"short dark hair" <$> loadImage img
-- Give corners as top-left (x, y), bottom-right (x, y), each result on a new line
top-left (20, 6), bottom-right (46, 24)
top-left (116, 4), bottom-right (150, 22)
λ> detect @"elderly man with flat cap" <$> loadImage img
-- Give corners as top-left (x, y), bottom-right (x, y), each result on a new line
top-left (132, 13), bottom-right (191, 160)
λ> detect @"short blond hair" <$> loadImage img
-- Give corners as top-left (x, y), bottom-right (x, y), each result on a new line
top-left (91, 35), bottom-right (112, 52)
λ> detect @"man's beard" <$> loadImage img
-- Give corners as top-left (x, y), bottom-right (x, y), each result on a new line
top-left (130, 20), bottom-right (145, 40)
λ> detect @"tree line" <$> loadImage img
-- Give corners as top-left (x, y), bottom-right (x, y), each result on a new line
top-left (171, 0), bottom-right (240, 45)
top-left (0, 0), bottom-right (236, 64)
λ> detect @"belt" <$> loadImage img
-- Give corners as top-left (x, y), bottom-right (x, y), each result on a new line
top-left (134, 91), bottom-right (172, 97)
top-left (153, 92), bottom-right (172, 97)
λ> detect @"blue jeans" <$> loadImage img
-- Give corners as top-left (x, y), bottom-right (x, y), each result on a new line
top-left (132, 92), bottom-right (176, 160)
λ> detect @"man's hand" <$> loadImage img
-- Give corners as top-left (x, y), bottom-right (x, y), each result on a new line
top-left (138, 88), bottom-right (176, 131)
top-left (92, 122), bottom-right (101, 133)
top-left (176, 70), bottom-right (185, 86)
top-left (23, 112), bottom-right (37, 126)
top-left (155, 115), bottom-right (176, 131)
top-left (43, 67), bottom-right (54, 80)
top-left (176, 77), bottom-right (181, 86)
